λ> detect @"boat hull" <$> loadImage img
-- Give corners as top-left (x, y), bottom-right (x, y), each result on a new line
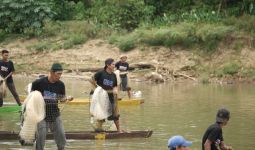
top-left (0, 130), bottom-right (152, 140)
top-left (0, 105), bottom-right (21, 113)
top-left (68, 98), bottom-right (144, 105)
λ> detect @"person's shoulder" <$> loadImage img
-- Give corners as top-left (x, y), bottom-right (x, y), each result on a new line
top-left (208, 123), bottom-right (222, 131)
top-left (33, 76), bottom-right (45, 84)
top-left (57, 80), bottom-right (65, 86)
top-left (96, 69), bottom-right (105, 74)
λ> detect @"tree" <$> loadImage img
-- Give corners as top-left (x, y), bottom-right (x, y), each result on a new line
top-left (0, 0), bottom-right (54, 33)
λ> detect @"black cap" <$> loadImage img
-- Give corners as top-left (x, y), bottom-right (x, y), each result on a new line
top-left (104, 58), bottom-right (114, 69)
top-left (51, 63), bottom-right (63, 72)
top-left (216, 108), bottom-right (230, 123)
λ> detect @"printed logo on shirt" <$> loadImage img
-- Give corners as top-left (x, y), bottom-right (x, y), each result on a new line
top-left (103, 79), bottom-right (113, 87)
top-left (1, 66), bottom-right (8, 72)
top-left (119, 66), bottom-right (127, 71)
top-left (43, 90), bottom-right (57, 101)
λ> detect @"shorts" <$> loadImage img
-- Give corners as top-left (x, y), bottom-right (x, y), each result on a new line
top-left (120, 76), bottom-right (129, 91)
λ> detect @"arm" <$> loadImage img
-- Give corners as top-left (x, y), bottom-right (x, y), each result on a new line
top-left (204, 139), bottom-right (212, 150)
top-left (220, 141), bottom-right (233, 150)
top-left (4, 61), bottom-right (15, 80)
top-left (4, 72), bottom-right (13, 80)
top-left (89, 76), bottom-right (97, 89)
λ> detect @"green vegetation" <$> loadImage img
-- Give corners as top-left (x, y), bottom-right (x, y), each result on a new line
top-left (1, 0), bottom-right (253, 52)
top-left (0, 0), bottom-right (254, 80)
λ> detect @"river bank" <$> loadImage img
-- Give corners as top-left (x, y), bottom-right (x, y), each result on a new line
top-left (3, 38), bottom-right (253, 85)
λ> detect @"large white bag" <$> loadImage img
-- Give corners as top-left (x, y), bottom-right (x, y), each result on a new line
top-left (90, 86), bottom-right (111, 120)
top-left (19, 91), bottom-right (45, 144)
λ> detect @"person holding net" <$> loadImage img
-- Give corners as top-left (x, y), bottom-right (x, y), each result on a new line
top-left (0, 49), bottom-right (21, 106)
top-left (90, 58), bottom-right (122, 132)
top-left (31, 63), bottom-right (73, 150)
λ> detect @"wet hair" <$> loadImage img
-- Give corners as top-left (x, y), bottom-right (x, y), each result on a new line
top-left (216, 108), bottom-right (230, 123)
top-left (104, 58), bottom-right (114, 70)
top-left (2, 49), bottom-right (9, 54)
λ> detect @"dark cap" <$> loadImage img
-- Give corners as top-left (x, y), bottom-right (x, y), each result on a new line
top-left (216, 108), bottom-right (230, 123)
top-left (51, 63), bottom-right (63, 72)
top-left (104, 58), bottom-right (114, 69)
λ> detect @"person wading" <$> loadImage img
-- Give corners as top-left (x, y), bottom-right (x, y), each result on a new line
top-left (90, 58), bottom-right (122, 132)
top-left (0, 49), bottom-right (21, 106)
top-left (202, 108), bottom-right (233, 150)
top-left (115, 55), bottom-right (131, 99)
top-left (31, 63), bottom-right (73, 150)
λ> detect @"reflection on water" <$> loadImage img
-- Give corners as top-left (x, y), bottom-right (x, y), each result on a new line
top-left (1, 76), bottom-right (255, 149)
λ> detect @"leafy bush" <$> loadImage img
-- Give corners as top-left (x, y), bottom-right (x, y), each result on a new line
top-left (196, 24), bottom-right (234, 52)
top-left (0, 30), bottom-right (6, 42)
top-left (223, 15), bottom-right (255, 34)
top-left (222, 62), bottom-right (241, 75)
top-left (88, 0), bottom-right (154, 31)
top-left (0, 0), bottom-right (54, 33)
top-left (118, 38), bottom-right (136, 52)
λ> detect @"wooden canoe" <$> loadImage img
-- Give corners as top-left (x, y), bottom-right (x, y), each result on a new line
top-left (0, 105), bottom-right (21, 113)
top-left (0, 130), bottom-right (152, 140)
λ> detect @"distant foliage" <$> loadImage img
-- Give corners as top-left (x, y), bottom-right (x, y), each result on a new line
top-left (222, 62), bottom-right (241, 75)
top-left (88, 0), bottom-right (154, 31)
top-left (0, 0), bottom-right (54, 33)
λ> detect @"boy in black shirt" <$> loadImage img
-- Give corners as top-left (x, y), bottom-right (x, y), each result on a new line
top-left (31, 63), bottom-right (73, 150)
top-left (202, 108), bottom-right (233, 150)
top-left (0, 49), bottom-right (21, 106)
top-left (115, 55), bottom-right (131, 99)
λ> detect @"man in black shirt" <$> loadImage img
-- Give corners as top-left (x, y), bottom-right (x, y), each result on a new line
top-left (91, 58), bottom-right (122, 132)
top-left (202, 108), bottom-right (233, 150)
top-left (0, 49), bottom-right (21, 106)
top-left (31, 63), bottom-right (72, 150)
top-left (115, 55), bottom-right (131, 99)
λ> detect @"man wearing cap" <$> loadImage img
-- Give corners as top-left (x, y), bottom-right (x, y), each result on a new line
top-left (115, 55), bottom-right (131, 99)
top-left (0, 49), bottom-right (22, 106)
top-left (168, 135), bottom-right (192, 150)
top-left (90, 58), bottom-right (122, 132)
top-left (202, 108), bottom-right (233, 150)
top-left (31, 63), bottom-right (73, 150)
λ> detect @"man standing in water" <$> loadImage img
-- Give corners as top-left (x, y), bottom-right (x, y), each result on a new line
top-left (202, 108), bottom-right (233, 150)
top-left (115, 55), bottom-right (131, 99)
top-left (91, 58), bottom-right (122, 132)
top-left (31, 63), bottom-right (73, 150)
top-left (0, 49), bottom-right (21, 107)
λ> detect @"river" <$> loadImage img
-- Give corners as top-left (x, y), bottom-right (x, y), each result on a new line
top-left (0, 76), bottom-right (255, 150)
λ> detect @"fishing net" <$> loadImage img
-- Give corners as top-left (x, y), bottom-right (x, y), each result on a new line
top-left (90, 86), bottom-right (111, 120)
top-left (0, 76), bottom-right (7, 98)
top-left (19, 91), bottom-right (45, 145)
top-left (89, 86), bottom-right (114, 131)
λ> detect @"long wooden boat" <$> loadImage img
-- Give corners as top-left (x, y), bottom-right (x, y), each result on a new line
top-left (0, 105), bottom-right (21, 113)
top-left (0, 130), bottom-right (152, 140)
